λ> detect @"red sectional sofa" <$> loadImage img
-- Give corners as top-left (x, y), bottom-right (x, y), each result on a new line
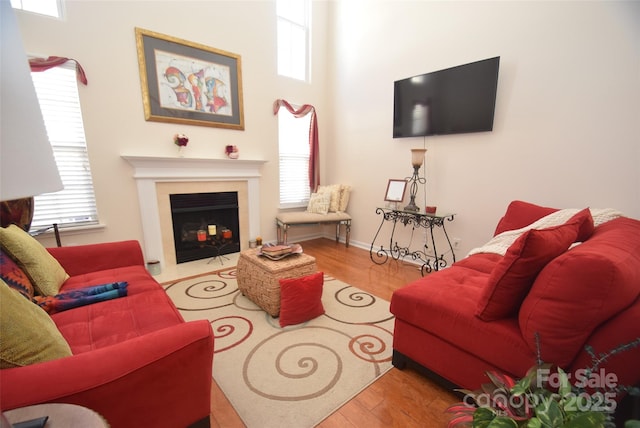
top-left (390, 201), bottom-right (640, 418)
top-left (0, 239), bottom-right (214, 428)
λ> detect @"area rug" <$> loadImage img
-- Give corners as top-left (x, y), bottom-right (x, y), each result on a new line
top-left (163, 268), bottom-right (395, 428)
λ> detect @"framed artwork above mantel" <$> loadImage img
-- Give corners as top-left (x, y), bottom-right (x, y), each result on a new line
top-left (135, 27), bottom-right (244, 130)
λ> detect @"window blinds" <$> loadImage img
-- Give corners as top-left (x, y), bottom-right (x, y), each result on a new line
top-left (30, 63), bottom-right (98, 228)
top-left (278, 110), bottom-right (311, 207)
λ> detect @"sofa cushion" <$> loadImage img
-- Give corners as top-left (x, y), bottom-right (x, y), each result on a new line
top-left (60, 265), bottom-right (163, 295)
top-left (519, 217), bottom-right (640, 367)
top-left (279, 271), bottom-right (325, 327)
top-left (390, 255), bottom-right (534, 376)
top-left (493, 200), bottom-right (558, 236)
top-left (567, 294), bottom-right (640, 395)
top-left (0, 248), bottom-right (35, 300)
top-left (452, 252), bottom-right (502, 274)
top-left (0, 280), bottom-right (72, 368)
top-left (277, 211), bottom-right (352, 225)
top-left (51, 265), bottom-right (185, 353)
top-left (476, 209), bottom-right (593, 321)
top-left (0, 224), bottom-right (69, 296)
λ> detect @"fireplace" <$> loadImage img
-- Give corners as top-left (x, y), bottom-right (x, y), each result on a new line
top-left (170, 191), bottom-right (240, 263)
top-left (122, 155), bottom-right (266, 269)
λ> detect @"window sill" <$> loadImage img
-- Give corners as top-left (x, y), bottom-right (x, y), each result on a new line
top-left (279, 203), bottom-right (309, 210)
top-left (33, 222), bottom-right (106, 239)
top-left (59, 222), bottom-right (106, 234)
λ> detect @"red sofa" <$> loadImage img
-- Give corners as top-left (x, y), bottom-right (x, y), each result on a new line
top-left (390, 201), bottom-right (640, 413)
top-left (0, 240), bottom-right (214, 428)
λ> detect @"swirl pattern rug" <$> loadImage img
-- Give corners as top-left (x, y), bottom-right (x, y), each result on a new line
top-left (163, 268), bottom-right (394, 428)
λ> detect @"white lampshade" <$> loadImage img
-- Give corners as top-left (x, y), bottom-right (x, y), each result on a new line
top-left (410, 148), bottom-right (427, 167)
top-left (0, 0), bottom-right (63, 201)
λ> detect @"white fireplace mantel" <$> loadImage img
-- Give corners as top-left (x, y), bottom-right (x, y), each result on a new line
top-left (122, 155), bottom-right (267, 267)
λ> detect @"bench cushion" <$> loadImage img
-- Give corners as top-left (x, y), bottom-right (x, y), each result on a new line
top-left (277, 211), bottom-right (351, 225)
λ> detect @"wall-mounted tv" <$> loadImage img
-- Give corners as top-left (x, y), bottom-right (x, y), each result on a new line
top-left (393, 56), bottom-right (500, 138)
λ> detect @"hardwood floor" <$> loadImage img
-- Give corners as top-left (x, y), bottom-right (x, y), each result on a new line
top-left (209, 238), bottom-right (459, 428)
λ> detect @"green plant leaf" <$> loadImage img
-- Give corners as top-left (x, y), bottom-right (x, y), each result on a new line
top-left (557, 368), bottom-right (571, 398)
top-left (561, 411), bottom-right (605, 428)
top-left (527, 418), bottom-right (542, 428)
top-left (486, 417), bottom-right (519, 428)
top-left (535, 399), bottom-right (563, 428)
top-left (472, 407), bottom-right (496, 427)
top-left (625, 420), bottom-right (640, 428)
top-left (511, 379), bottom-right (529, 396)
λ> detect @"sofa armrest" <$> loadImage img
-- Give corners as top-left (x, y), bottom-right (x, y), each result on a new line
top-left (0, 320), bottom-right (213, 428)
top-left (47, 240), bottom-right (145, 276)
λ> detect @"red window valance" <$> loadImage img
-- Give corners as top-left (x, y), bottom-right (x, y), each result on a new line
top-left (29, 56), bottom-right (87, 85)
top-left (273, 99), bottom-right (320, 192)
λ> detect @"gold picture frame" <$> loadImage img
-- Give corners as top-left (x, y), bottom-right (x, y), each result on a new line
top-left (135, 27), bottom-right (244, 130)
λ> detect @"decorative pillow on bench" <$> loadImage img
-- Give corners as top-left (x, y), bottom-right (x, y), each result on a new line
top-left (317, 184), bottom-right (351, 213)
top-left (307, 192), bottom-right (331, 215)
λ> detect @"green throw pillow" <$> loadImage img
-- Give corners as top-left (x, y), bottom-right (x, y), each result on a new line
top-left (0, 280), bottom-right (72, 368)
top-left (0, 224), bottom-right (69, 296)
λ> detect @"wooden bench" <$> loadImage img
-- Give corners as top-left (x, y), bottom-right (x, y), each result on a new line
top-left (276, 211), bottom-right (351, 247)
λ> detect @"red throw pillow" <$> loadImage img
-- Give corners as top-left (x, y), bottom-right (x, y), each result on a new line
top-left (476, 209), bottom-right (593, 321)
top-left (493, 200), bottom-right (559, 236)
top-left (279, 271), bottom-right (325, 327)
top-left (0, 249), bottom-right (35, 300)
top-left (575, 208), bottom-right (595, 242)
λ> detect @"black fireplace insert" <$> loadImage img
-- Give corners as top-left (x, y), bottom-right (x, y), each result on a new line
top-left (170, 191), bottom-right (240, 263)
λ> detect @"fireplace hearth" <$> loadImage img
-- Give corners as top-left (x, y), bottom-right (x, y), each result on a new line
top-left (170, 192), bottom-right (240, 263)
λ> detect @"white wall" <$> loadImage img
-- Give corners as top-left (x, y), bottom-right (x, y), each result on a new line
top-left (16, 0), bottom-right (330, 249)
top-left (15, 1), bottom-right (640, 260)
top-left (326, 0), bottom-right (640, 257)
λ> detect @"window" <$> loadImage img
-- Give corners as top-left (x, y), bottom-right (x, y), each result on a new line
top-left (11, 0), bottom-right (61, 18)
top-left (276, 0), bottom-right (310, 81)
top-left (278, 110), bottom-right (311, 207)
top-left (30, 62), bottom-right (98, 229)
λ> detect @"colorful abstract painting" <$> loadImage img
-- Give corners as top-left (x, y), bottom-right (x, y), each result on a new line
top-left (155, 50), bottom-right (232, 116)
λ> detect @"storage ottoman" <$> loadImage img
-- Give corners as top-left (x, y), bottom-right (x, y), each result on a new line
top-left (236, 248), bottom-right (317, 317)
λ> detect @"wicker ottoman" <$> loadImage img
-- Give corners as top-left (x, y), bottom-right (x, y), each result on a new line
top-left (236, 248), bottom-right (317, 317)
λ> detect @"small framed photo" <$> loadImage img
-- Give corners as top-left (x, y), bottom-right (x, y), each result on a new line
top-left (384, 179), bottom-right (407, 202)
top-left (135, 27), bottom-right (244, 130)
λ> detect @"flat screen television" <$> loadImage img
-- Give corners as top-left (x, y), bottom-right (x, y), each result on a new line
top-left (393, 56), bottom-right (500, 138)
